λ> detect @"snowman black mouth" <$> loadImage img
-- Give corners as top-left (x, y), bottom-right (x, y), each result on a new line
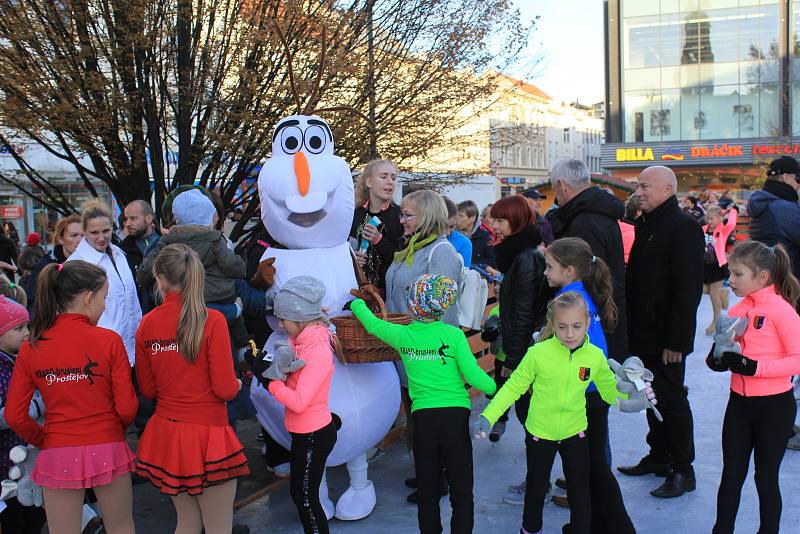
top-left (288, 209), bottom-right (327, 227)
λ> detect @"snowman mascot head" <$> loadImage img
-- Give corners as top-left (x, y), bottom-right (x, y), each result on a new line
top-left (251, 113), bottom-right (400, 521)
top-left (259, 115), bottom-right (353, 249)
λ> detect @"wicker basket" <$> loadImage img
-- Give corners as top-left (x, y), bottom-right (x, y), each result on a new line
top-left (333, 289), bottom-right (410, 364)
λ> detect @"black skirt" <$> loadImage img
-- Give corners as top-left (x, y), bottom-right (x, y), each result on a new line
top-left (704, 261), bottom-right (729, 285)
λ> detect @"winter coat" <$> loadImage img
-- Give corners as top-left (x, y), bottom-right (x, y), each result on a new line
top-left (626, 196), bottom-right (704, 356)
top-left (0, 234), bottom-right (17, 279)
top-left (139, 225), bottom-right (245, 303)
top-left (727, 285), bottom-right (800, 397)
top-left (702, 208), bottom-right (737, 267)
top-left (448, 231), bottom-right (473, 268)
top-left (547, 186), bottom-right (628, 358)
top-left (67, 239), bottom-right (142, 366)
top-left (120, 232), bottom-right (160, 314)
top-left (494, 224), bottom-right (553, 370)
top-left (468, 222), bottom-right (496, 267)
top-left (619, 221), bottom-right (635, 265)
top-left (350, 202), bottom-right (405, 289)
top-left (23, 245), bottom-right (66, 312)
top-left (748, 179), bottom-right (800, 280)
top-left (385, 235), bottom-right (462, 328)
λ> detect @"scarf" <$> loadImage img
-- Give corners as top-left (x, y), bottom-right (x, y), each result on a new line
top-left (493, 224), bottom-right (542, 274)
top-left (394, 233), bottom-right (438, 266)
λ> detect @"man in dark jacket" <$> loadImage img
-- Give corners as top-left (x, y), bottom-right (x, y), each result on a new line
top-left (520, 189), bottom-right (555, 245)
top-left (620, 165), bottom-right (704, 499)
top-left (546, 159), bottom-right (628, 359)
top-left (748, 156), bottom-right (800, 280)
top-left (120, 200), bottom-right (160, 313)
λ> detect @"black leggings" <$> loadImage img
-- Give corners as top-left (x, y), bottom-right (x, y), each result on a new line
top-left (523, 431), bottom-right (590, 534)
top-left (713, 390), bottom-right (796, 534)
top-left (412, 407), bottom-right (473, 534)
top-left (289, 420), bottom-right (337, 534)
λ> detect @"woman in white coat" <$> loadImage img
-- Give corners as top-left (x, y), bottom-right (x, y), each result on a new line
top-left (67, 201), bottom-right (142, 366)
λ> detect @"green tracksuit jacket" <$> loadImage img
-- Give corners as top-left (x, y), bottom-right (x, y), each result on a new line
top-left (350, 299), bottom-right (496, 412)
top-left (482, 335), bottom-right (624, 441)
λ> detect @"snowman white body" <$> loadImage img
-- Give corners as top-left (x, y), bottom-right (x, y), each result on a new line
top-left (250, 115), bottom-right (400, 520)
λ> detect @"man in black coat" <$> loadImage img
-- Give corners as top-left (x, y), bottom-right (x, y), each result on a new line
top-left (546, 159), bottom-right (628, 359)
top-left (619, 165), bottom-right (704, 499)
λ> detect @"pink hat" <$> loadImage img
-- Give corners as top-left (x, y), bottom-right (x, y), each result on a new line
top-left (0, 295), bottom-right (29, 337)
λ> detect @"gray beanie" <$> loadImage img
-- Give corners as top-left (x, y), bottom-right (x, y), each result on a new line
top-left (172, 189), bottom-right (216, 226)
top-left (274, 276), bottom-right (326, 322)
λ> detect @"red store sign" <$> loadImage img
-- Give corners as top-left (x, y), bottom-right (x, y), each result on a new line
top-left (0, 206), bottom-right (23, 219)
top-left (751, 143), bottom-right (800, 156)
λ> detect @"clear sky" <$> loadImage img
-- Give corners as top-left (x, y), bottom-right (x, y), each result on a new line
top-left (513, 0), bottom-right (605, 106)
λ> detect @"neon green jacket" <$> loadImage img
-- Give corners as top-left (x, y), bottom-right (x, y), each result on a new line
top-left (350, 299), bottom-right (496, 412)
top-left (482, 335), bottom-right (624, 441)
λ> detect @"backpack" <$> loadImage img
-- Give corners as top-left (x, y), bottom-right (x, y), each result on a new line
top-left (427, 240), bottom-right (488, 330)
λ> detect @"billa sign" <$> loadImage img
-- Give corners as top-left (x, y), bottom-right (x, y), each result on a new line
top-left (602, 138), bottom-right (800, 168)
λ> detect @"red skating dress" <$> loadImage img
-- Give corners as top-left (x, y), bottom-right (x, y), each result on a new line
top-left (134, 292), bottom-right (249, 495)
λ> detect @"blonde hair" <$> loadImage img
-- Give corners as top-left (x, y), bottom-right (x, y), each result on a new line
top-left (81, 199), bottom-right (113, 230)
top-left (153, 244), bottom-right (207, 363)
top-left (356, 159), bottom-right (398, 206)
top-left (705, 205), bottom-right (723, 220)
top-left (53, 214), bottom-right (82, 245)
top-left (402, 190), bottom-right (447, 239)
top-left (0, 275), bottom-right (26, 307)
top-left (539, 291), bottom-right (590, 342)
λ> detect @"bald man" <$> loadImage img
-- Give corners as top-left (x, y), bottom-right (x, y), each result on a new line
top-left (618, 166), bottom-right (704, 499)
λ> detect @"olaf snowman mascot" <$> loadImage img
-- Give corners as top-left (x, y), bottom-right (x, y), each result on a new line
top-left (250, 114), bottom-right (401, 521)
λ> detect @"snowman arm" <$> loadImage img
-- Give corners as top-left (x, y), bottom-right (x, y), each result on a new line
top-left (350, 299), bottom-right (406, 348)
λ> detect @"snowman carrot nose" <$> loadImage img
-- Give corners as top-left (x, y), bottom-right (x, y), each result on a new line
top-left (294, 151), bottom-right (310, 197)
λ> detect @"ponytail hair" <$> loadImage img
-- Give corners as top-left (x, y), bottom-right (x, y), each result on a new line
top-left (30, 260), bottom-right (107, 344)
top-left (153, 243), bottom-right (207, 363)
top-left (729, 241), bottom-right (800, 307)
top-left (539, 291), bottom-right (590, 342)
top-left (546, 238), bottom-right (618, 329)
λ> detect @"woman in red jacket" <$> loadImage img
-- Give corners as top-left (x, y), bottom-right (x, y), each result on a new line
top-left (134, 244), bottom-right (248, 534)
top-left (6, 260), bottom-right (138, 534)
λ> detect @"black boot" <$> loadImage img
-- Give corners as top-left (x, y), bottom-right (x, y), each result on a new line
top-left (617, 455), bottom-right (670, 477)
top-left (650, 470), bottom-right (696, 498)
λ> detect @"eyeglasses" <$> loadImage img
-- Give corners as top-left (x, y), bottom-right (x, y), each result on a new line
top-left (400, 212), bottom-right (417, 221)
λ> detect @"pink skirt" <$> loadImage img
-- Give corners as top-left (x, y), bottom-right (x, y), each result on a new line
top-left (32, 441), bottom-right (136, 489)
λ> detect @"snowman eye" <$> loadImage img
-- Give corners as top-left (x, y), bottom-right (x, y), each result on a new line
top-left (280, 126), bottom-right (303, 154)
top-left (304, 125), bottom-right (326, 154)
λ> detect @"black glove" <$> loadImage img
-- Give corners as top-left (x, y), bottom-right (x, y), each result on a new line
top-left (250, 354), bottom-right (273, 388)
top-left (722, 351), bottom-right (758, 377)
top-left (481, 315), bottom-right (500, 343)
top-left (705, 344), bottom-right (730, 373)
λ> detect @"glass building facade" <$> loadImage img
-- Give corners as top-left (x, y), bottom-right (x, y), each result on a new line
top-left (620, 1), bottom-right (781, 143)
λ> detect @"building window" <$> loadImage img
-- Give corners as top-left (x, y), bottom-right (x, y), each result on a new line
top-left (622, 0), bottom-right (780, 141)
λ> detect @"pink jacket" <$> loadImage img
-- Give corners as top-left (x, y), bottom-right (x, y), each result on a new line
top-left (702, 208), bottom-right (737, 266)
top-left (728, 285), bottom-right (800, 397)
top-left (268, 324), bottom-right (334, 433)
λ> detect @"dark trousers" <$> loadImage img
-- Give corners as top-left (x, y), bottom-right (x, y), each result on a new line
top-left (585, 392), bottom-right (635, 534)
top-left (713, 390), bottom-right (796, 534)
top-left (413, 407), bottom-right (473, 534)
top-left (523, 432), bottom-right (591, 534)
top-left (0, 497), bottom-right (46, 534)
top-left (289, 420), bottom-right (337, 534)
top-left (641, 352), bottom-right (695, 475)
top-left (131, 367), bottom-right (155, 439)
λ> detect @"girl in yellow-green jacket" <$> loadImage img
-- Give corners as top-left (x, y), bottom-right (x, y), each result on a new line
top-left (473, 291), bottom-right (655, 534)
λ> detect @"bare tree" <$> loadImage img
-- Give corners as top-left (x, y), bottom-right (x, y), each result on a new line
top-left (0, 0), bottom-right (529, 222)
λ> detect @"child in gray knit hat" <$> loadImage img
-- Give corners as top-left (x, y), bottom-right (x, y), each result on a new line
top-left (259, 275), bottom-right (338, 534)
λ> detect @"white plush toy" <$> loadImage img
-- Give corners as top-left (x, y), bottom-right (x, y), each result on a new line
top-left (0, 445), bottom-right (43, 507)
top-left (250, 114), bottom-right (400, 521)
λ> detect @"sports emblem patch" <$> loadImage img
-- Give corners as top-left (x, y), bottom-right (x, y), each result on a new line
top-left (578, 367), bottom-right (591, 381)
top-left (753, 316), bottom-right (765, 329)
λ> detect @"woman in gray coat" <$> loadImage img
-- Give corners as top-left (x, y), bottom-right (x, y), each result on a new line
top-left (383, 189), bottom-right (462, 502)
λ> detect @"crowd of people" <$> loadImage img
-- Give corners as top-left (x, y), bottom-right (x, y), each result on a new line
top-left (0, 153), bottom-right (797, 534)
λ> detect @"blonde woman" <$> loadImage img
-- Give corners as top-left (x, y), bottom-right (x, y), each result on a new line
top-left (67, 201), bottom-right (141, 366)
top-left (350, 160), bottom-right (404, 290)
top-left (134, 244), bottom-right (248, 534)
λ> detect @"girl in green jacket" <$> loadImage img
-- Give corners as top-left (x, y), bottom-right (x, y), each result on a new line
top-left (473, 291), bottom-right (654, 534)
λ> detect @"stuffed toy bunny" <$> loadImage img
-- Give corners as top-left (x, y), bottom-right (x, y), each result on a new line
top-left (609, 356), bottom-right (663, 422)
